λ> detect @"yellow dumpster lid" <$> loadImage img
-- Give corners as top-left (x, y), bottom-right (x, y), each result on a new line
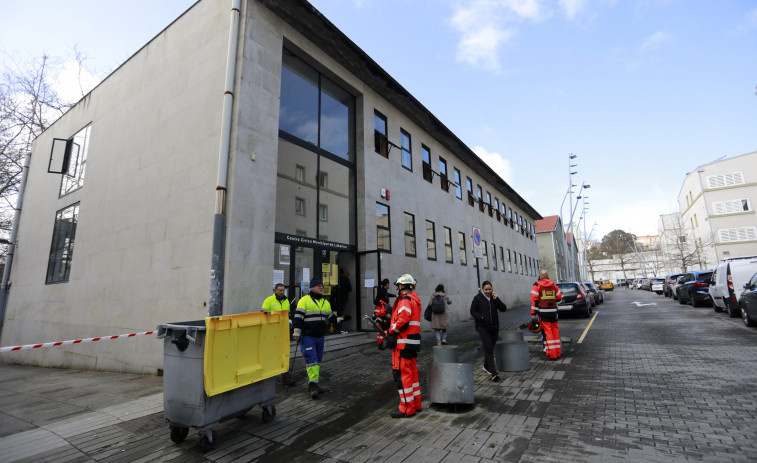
top-left (203, 311), bottom-right (289, 396)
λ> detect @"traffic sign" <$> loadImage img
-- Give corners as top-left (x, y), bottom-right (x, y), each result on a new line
top-left (472, 227), bottom-right (483, 259)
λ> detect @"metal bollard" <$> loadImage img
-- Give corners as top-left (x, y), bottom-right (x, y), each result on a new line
top-left (500, 330), bottom-right (524, 343)
top-left (495, 340), bottom-right (531, 372)
top-left (427, 363), bottom-right (475, 405)
top-left (432, 345), bottom-right (459, 363)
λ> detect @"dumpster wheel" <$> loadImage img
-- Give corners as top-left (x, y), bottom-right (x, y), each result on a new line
top-left (169, 425), bottom-right (189, 444)
top-left (262, 405), bottom-right (276, 423)
top-left (199, 430), bottom-right (216, 452)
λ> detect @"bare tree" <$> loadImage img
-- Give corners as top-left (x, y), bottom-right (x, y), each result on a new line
top-left (0, 51), bottom-right (93, 259)
top-left (661, 212), bottom-right (716, 272)
top-left (600, 229), bottom-right (636, 282)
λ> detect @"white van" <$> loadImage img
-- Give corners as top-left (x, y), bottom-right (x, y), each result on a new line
top-left (710, 257), bottom-right (757, 317)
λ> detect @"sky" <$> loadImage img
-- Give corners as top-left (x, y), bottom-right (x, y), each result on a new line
top-left (2, 0), bottom-right (756, 242)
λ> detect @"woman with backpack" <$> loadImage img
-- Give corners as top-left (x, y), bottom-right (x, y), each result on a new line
top-left (427, 284), bottom-right (451, 346)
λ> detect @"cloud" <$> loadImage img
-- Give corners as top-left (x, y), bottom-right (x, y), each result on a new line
top-left (558, 0), bottom-right (589, 20)
top-left (51, 60), bottom-right (101, 104)
top-left (639, 31), bottom-right (673, 53)
top-left (450, 0), bottom-right (547, 70)
top-left (472, 145), bottom-right (515, 184)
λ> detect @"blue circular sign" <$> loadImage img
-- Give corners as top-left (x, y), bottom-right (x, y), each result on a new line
top-left (473, 228), bottom-right (481, 246)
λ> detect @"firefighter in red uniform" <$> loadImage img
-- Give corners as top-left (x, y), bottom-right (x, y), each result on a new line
top-left (531, 270), bottom-right (563, 360)
top-left (385, 274), bottom-right (422, 418)
top-left (373, 278), bottom-right (395, 349)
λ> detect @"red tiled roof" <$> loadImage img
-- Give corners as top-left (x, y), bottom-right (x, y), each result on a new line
top-left (566, 232), bottom-right (573, 245)
top-left (535, 215), bottom-right (559, 233)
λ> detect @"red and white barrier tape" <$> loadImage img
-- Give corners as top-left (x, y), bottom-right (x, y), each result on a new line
top-left (0, 330), bottom-right (156, 353)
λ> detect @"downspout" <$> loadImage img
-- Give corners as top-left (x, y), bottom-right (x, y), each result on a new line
top-left (0, 151), bottom-right (31, 338)
top-left (209, 0), bottom-right (242, 317)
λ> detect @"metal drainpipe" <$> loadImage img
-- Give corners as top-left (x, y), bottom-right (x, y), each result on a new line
top-left (208, 0), bottom-right (241, 317)
top-left (0, 151), bottom-right (31, 338)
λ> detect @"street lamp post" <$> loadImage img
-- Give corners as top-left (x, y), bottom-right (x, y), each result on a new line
top-left (567, 181), bottom-right (590, 281)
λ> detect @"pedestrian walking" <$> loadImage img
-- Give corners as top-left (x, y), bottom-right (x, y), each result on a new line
top-left (292, 277), bottom-right (343, 399)
top-left (427, 284), bottom-right (451, 346)
top-left (373, 278), bottom-right (395, 349)
top-left (531, 270), bottom-right (562, 360)
top-left (261, 283), bottom-right (296, 386)
top-left (385, 274), bottom-right (422, 418)
top-left (469, 280), bottom-right (507, 382)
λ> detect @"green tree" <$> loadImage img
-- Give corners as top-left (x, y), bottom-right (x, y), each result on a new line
top-left (600, 229), bottom-right (637, 281)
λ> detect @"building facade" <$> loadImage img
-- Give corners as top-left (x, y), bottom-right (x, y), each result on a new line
top-left (678, 151), bottom-right (757, 269)
top-left (0, 0), bottom-right (541, 373)
top-left (535, 215), bottom-right (568, 282)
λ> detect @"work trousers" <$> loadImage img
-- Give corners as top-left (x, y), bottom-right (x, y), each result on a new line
top-left (300, 335), bottom-right (325, 383)
top-left (392, 349), bottom-right (420, 415)
top-left (541, 321), bottom-right (561, 359)
top-left (476, 325), bottom-right (499, 374)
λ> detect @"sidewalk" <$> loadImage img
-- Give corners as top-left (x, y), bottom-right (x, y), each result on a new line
top-left (0, 306), bottom-right (544, 462)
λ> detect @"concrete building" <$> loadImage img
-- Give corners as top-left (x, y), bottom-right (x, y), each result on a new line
top-left (678, 151), bottom-right (757, 269)
top-left (535, 215), bottom-right (568, 282)
top-left (0, 0), bottom-right (540, 373)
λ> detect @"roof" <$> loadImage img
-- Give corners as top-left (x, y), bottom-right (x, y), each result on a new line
top-left (535, 215), bottom-right (560, 233)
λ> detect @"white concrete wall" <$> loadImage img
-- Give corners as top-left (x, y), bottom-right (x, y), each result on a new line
top-left (2, 0), bottom-right (228, 373)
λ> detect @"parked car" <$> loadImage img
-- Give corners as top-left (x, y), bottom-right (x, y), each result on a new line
top-left (598, 280), bottom-right (613, 291)
top-left (629, 279), bottom-right (638, 289)
top-left (584, 282), bottom-right (604, 304)
top-left (663, 273), bottom-right (684, 298)
top-left (556, 282), bottom-right (594, 317)
top-left (739, 271), bottom-right (757, 327)
top-left (710, 258), bottom-right (757, 318)
top-left (670, 275), bottom-right (687, 300)
top-left (649, 277), bottom-right (665, 294)
top-left (677, 270), bottom-right (714, 307)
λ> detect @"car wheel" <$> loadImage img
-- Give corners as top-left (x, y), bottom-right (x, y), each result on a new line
top-left (742, 306), bottom-right (756, 327)
top-left (584, 304), bottom-right (592, 318)
top-left (678, 292), bottom-right (686, 304)
top-left (713, 304), bottom-right (722, 313)
top-left (692, 297), bottom-right (700, 308)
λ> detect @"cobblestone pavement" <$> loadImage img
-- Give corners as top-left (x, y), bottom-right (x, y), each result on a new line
top-left (1, 288), bottom-right (756, 462)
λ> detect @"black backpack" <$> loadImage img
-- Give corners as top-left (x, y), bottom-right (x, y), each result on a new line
top-left (431, 295), bottom-right (446, 314)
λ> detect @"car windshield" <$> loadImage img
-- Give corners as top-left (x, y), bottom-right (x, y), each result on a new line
top-left (651, 278), bottom-right (664, 283)
top-left (698, 272), bottom-right (713, 281)
top-left (557, 284), bottom-right (579, 295)
top-left (584, 283), bottom-right (595, 289)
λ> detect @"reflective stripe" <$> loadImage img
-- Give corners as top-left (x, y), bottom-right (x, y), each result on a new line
top-left (397, 338), bottom-right (421, 345)
top-left (531, 290), bottom-right (539, 296)
top-left (403, 386), bottom-right (414, 393)
top-left (539, 308), bottom-right (557, 313)
top-left (408, 321), bottom-right (421, 326)
top-left (546, 345), bottom-right (561, 350)
top-left (399, 307), bottom-right (412, 315)
top-left (545, 340), bottom-right (561, 344)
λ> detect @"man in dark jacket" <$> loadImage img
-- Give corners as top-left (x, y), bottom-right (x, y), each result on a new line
top-left (469, 280), bottom-right (507, 381)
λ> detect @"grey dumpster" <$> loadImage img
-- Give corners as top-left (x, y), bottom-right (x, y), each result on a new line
top-left (157, 312), bottom-right (288, 451)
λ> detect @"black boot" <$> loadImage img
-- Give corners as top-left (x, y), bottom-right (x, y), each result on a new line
top-left (309, 382), bottom-right (319, 399)
top-left (390, 409), bottom-right (407, 418)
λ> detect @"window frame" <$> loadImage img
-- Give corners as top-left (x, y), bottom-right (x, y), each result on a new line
top-left (466, 177), bottom-right (474, 206)
top-left (454, 168), bottom-right (462, 199)
top-left (481, 240), bottom-right (489, 268)
top-left (443, 226), bottom-right (453, 263)
top-left (374, 110), bottom-right (389, 157)
top-left (295, 197), bottom-right (306, 216)
top-left (439, 157), bottom-right (449, 192)
top-left (421, 144), bottom-right (432, 182)
top-left (426, 220), bottom-right (437, 261)
top-left (400, 129), bottom-right (412, 171)
top-left (45, 203), bottom-right (80, 284)
top-left (376, 202), bottom-right (391, 252)
top-left (404, 212), bottom-right (417, 257)
top-left (459, 231), bottom-right (468, 266)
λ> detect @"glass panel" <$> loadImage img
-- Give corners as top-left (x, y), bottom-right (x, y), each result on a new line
top-left (459, 231), bottom-right (467, 265)
top-left (401, 130), bottom-right (412, 170)
top-left (376, 203), bottom-right (391, 252)
top-left (426, 220), bottom-right (436, 260)
top-left (404, 213), bottom-right (416, 256)
top-left (454, 169), bottom-right (462, 199)
top-left (320, 76), bottom-right (354, 161)
top-left (46, 203), bottom-right (79, 283)
top-left (276, 139), bottom-right (317, 238)
top-left (318, 156), bottom-right (354, 244)
top-left (280, 53), bottom-right (318, 145)
top-left (444, 227), bottom-right (453, 263)
top-left (60, 125), bottom-right (90, 196)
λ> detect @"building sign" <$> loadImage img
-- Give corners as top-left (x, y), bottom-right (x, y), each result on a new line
top-left (275, 232), bottom-right (356, 252)
top-left (472, 227), bottom-right (483, 259)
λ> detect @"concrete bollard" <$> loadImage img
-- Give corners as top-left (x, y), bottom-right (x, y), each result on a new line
top-left (427, 363), bottom-right (475, 405)
top-left (432, 345), bottom-right (459, 363)
top-left (495, 340), bottom-right (531, 372)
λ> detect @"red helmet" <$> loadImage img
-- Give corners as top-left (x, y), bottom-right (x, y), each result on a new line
top-left (527, 319), bottom-right (542, 333)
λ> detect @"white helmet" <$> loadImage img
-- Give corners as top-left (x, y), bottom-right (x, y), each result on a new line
top-left (395, 274), bottom-right (416, 287)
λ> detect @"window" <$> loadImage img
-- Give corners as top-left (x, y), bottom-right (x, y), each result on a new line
top-left (513, 252), bottom-right (519, 274)
top-left (718, 227), bottom-right (757, 242)
top-left (707, 172), bottom-right (745, 189)
top-left (508, 208), bottom-right (513, 228)
top-left (495, 198), bottom-right (500, 221)
top-left (426, 220), bottom-right (437, 260)
top-left (491, 243), bottom-right (497, 270)
top-left (444, 226), bottom-right (453, 263)
top-left (401, 129), bottom-right (412, 171)
top-left (713, 199), bottom-right (750, 214)
top-left (295, 165), bottom-right (305, 182)
top-left (514, 212), bottom-right (519, 232)
top-left (507, 249), bottom-right (513, 272)
top-left (295, 197), bottom-right (306, 216)
top-left (459, 231), bottom-right (467, 265)
top-left (486, 192), bottom-right (493, 217)
top-left (467, 177), bottom-right (474, 206)
top-left (280, 50), bottom-right (355, 161)
top-left (404, 212), bottom-right (416, 257)
top-left (422, 145), bottom-right (432, 182)
top-left (46, 203), bottom-right (79, 284)
top-left (454, 169), bottom-right (462, 199)
top-left (501, 203), bottom-right (507, 224)
top-left (318, 171), bottom-right (328, 188)
top-left (376, 203), bottom-right (391, 252)
top-left (520, 254), bottom-right (524, 274)
top-left (481, 240), bottom-right (489, 268)
top-left (295, 229), bottom-right (307, 252)
top-left (60, 125), bottom-right (91, 197)
top-left (499, 246), bottom-right (505, 272)
top-left (439, 157), bottom-right (449, 192)
top-left (477, 185), bottom-right (484, 212)
top-left (374, 110), bottom-right (388, 157)
top-left (319, 204), bottom-right (328, 221)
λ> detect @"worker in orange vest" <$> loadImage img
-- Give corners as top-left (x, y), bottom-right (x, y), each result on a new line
top-left (531, 270), bottom-right (562, 360)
